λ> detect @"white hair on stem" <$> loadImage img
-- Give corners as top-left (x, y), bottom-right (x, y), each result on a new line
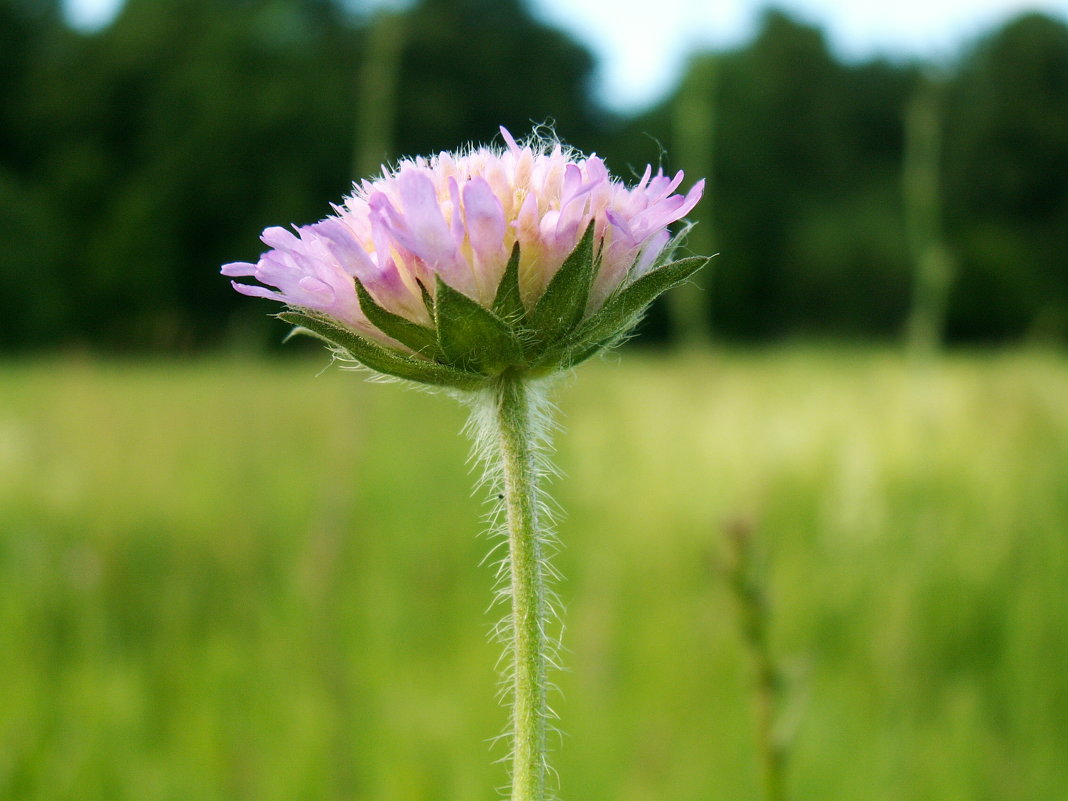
top-left (462, 376), bottom-right (567, 801)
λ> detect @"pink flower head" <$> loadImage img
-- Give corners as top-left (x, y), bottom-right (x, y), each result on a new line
top-left (223, 129), bottom-right (710, 387)
top-left (223, 128), bottom-right (704, 350)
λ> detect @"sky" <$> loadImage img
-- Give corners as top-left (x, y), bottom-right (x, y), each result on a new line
top-left (64, 0), bottom-right (1068, 111)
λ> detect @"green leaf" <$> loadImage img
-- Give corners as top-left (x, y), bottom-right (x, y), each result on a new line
top-left (434, 277), bottom-right (522, 374)
top-left (527, 221), bottom-right (597, 345)
top-left (491, 242), bottom-right (526, 322)
top-left (354, 278), bottom-right (440, 357)
top-left (572, 256), bottom-right (712, 348)
top-left (278, 311), bottom-right (485, 389)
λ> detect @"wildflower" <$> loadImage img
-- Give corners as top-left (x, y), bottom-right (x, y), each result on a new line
top-left (223, 128), bottom-right (707, 388)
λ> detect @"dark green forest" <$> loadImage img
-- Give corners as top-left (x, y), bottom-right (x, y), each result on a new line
top-left (3, 0), bottom-right (1067, 351)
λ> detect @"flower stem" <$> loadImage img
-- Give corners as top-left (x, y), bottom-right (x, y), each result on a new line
top-left (493, 374), bottom-right (550, 801)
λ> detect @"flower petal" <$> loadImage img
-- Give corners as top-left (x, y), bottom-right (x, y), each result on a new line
top-left (463, 177), bottom-right (507, 264)
top-left (221, 261), bottom-right (257, 277)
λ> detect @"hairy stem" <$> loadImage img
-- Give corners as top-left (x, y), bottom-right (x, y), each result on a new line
top-left (493, 374), bottom-right (550, 801)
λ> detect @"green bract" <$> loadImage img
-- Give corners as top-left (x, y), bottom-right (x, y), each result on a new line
top-left (279, 226), bottom-right (712, 390)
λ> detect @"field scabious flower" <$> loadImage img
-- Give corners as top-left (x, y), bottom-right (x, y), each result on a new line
top-left (223, 128), bottom-right (707, 388)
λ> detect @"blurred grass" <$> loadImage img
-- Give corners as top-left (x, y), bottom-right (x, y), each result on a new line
top-left (1, 347), bottom-right (1066, 801)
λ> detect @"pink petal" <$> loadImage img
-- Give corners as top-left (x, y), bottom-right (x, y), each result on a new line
top-left (447, 177), bottom-right (466, 250)
top-left (230, 281), bottom-right (282, 301)
top-left (307, 218), bottom-right (377, 277)
top-left (634, 165), bottom-right (652, 193)
top-left (298, 276), bottom-right (336, 303)
top-left (633, 229), bottom-right (671, 277)
top-left (561, 163), bottom-right (583, 203)
top-left (463, 177), bottom-right (506, 261)
top-left (499, 126), bottom-right (521, 155)
top-left (605, 210), bottom-right (635, 242)
top-left (396, 170), bottom-right (456, 260)
top-left (261, 226), bottom-right (299, 250)
top-left (677, 178), bottom-right (705, 218)
top-left (220, 261), bottom-right (257, 277)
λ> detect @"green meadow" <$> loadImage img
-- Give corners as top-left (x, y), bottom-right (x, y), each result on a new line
top-left (2, 348), bottom-right (1066, 801)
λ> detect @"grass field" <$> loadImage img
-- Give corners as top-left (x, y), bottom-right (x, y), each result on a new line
top-left (1, 347), bottom-right (1066, 801)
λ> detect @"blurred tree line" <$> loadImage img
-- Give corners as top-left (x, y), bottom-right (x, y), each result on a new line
top-left (1, 0), bottom-right (1065, 351)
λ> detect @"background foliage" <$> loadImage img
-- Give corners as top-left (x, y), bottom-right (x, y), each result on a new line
top-left (2, 0), bottom-right (1067, 350)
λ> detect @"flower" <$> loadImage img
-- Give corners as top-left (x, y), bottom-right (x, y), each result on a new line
top-left (222, 128), bottom-right (709, 388)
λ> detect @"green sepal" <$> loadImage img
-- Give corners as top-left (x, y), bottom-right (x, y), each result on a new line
top-left (491, 242), bottom-right (526, 322)
top-left (527, 221), bottom-right (596, 346)
top-left (434, 277), bottom-right (522, 374)
top-left (416, 278), bottom-right (435, 318)
top-left (354, 277), bottom-right (441, 357)
top-left (560, 341), bottom-right (606, 370)
top-left (278, 310), bottom-right (485, 390)
top-left (533, 255), bottom-right (713, 369)
top-left (575, 256), bottom-right (711, 348)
